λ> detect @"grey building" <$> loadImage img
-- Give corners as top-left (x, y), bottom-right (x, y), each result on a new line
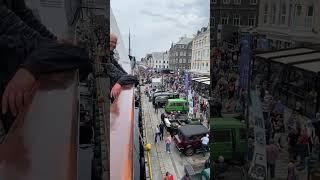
top-left (169, 37), bottom-right (193, 71)
top-left (210, 0), bottom-right (259, 47)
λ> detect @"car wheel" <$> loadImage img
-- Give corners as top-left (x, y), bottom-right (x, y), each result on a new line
top-left (185, 147), bottom-right (194, 156)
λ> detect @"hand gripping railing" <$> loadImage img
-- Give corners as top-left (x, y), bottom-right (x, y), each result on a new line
top-left (0, 71), bottom-right (79, 180)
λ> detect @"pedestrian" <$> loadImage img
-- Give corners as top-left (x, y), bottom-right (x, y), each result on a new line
top-left (297, 129), bottom-right (309, 168)
top-left (155, 102), bottom-right (158, 113)
top-left (288, 129), bottom-right (299, 162)
top-left (201, 134), bottom-right (209, 157)
top-left (161, 112), bottom-right (165, 122)
top-left (155, 126), bottom-right (160, 143)
top-left (164, 172), bottom-right (174, 180)
top-left (266, 139), bottom-right (279, 179)
top-left (159, 122), bottom-right (165, 141)
top-left (165, 133), bottom-right (172, 153)
top-left (287, 162), bottom-right (297, 180)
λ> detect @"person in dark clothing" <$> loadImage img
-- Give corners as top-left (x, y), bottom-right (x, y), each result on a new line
top-left (288, 129), bottom-right (299, 161)
top-left (107, 33), bottom-right (138, 101)
top-left (161, 112), bottom-right (165, 122)
top-left (0, 0), bottom-right (91, 164)
top-left (159, 122), bottom-right (165, 141)
top-left (0, 1), bottom-right (91, 121)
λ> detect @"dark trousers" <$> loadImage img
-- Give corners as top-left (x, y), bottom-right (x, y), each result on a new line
top-left (267, 163), bottom-right (275, 178)
top-left (159, 131), bottom-right (164, 140)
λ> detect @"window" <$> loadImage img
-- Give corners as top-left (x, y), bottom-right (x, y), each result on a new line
top-left (271, 4), bottom-right (276, 24)
top-left (221, 16), bottom-right (229, 25)
top-left (281, 3), bottom-right (286, 24)
top-left (306, 6), bottom-right (314, 28)
top-left (250, 0), bottom-right (257, 5)
top-left (211, 17), bottom-right (215, 26)
top-left (233, 14), bottom-right (240, 26)
top-left (213, 130), bottom-right (231, 142)
top-left (223, 0), bottom-right (230, 4)
top-left (212, 0), bottom-right (217, 4)
top-left (263, 4), bottom-right (268, 24)
top-left (248, 15), bottom-right (256, 26)
top-left (234, 0), bottom-right (241, 5)
top-left (307, 6), bottom-right (314, 16)
top-left (295, 5), bottom-right (302, 16)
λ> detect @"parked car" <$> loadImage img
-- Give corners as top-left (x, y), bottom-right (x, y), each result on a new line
top-left (174, 125), bottom-right (209, 156)
top-left (154, 95), bottom-right (169, 107)
top-left (162, 115), bottom-right (201, 135)
top-left (152, 92), bottom-right (178, 105)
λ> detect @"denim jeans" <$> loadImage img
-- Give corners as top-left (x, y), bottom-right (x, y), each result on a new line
top-left (166, 143), bottom-right (171, 152)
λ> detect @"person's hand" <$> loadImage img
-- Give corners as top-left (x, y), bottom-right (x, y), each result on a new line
top-left (2, 68), bottom-right (36, 116)
top-left (111, 83), bottom-right (122, 99)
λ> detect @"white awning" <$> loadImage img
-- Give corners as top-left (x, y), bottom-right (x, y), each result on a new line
top-left (272, 52), bottom-right (320, 64)
top-left (294, 61), bottom-right (320, 73)
top-left (256, 48), bottom-right (315, 59)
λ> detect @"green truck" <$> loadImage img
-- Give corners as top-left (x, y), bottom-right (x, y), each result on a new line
top-left (210, 117), bottom-right (247, 163)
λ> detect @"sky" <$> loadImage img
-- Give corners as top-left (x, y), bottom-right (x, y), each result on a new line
top-left (111, 0), bottom-right (209, 60)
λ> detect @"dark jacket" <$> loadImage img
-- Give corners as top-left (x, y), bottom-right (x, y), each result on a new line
top-left (0, 4), bottom-right (91, 85)
top-left (0, 3), bottom-right (91, 132)
top-left (106, 50), bottom-right (138, 88)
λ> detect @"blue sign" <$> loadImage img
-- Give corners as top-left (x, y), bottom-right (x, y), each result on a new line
top-left (239, 37), bottom-right (252, 91)
top-left (184, 73), bottom-right (189, 92)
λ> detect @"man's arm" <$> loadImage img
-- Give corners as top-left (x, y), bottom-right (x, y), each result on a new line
top-left (8, 0), bottom-right (57, 40)
top-left (21, 41), bottom-right (92, 80)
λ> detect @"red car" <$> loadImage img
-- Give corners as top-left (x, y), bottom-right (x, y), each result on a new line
top-left (174, 125), bottom-right (209, 156)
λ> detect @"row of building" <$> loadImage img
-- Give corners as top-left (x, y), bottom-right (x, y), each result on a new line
top-left (211, 0), bottom-right (320, 49)
top-left (141, 0), bottom-right (320, 74)
top-left (141, 26), bottom-right (210, 75)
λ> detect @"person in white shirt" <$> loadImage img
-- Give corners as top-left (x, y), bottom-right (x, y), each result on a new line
top-left (201, 134), bottom-right (209, 156)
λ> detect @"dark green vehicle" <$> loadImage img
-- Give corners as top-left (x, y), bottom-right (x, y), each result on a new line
top-left (210, 117), bottom-right (247, 163)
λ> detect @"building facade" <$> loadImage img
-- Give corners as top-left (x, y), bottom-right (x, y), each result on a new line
top-left (210, 0), bottom-right (259, 47)
top-left (169, 37), bottom-right (193, 71)
top-left (151, 52), bottom-right (169, 69)
top-left (257, 0), bottom-right (320, 49)
top-left (191, 26), bottom-right (210, 74)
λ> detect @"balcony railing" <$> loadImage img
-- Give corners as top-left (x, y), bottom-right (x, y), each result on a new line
top-left (0, 71), bottom-right (79, 180)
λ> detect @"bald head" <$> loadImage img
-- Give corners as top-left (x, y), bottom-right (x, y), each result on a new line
top-left (110, 33), bottom-right (118, 51)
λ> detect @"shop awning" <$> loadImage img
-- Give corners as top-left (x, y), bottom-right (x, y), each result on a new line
top-left (293, 61), bottom-right (320, 73)
top-left (255, 48), bottom-right (316, 59)
top-left (271, 52), bottom-right (320, 65)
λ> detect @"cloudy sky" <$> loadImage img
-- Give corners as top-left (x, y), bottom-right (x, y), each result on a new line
top-left (111, 0), bottom-right (209, 60)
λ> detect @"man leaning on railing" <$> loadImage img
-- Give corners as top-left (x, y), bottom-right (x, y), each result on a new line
top-left (106, 33), bottom-right (138, 103)
top-left (0, 0), bottom-right (91, 163)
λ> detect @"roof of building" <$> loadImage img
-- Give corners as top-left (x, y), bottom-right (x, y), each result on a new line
top-left (177, 37), bottom-right (193, 45)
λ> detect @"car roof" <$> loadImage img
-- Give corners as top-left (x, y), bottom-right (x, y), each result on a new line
top-left (210, 117), bottom-right (245, 129)
top-left (179, 125), bottom-right (209, 137)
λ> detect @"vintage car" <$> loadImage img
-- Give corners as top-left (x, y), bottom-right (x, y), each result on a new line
top-left (173, 124), bottom-right (209, 156)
